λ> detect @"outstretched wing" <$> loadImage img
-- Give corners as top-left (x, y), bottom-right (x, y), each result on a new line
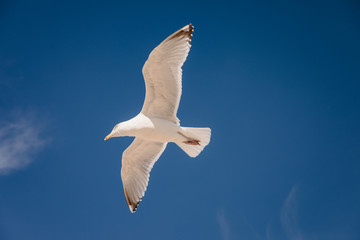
top-left (121, 138), bottom-right (167, 212)
top-left (141, 24), bottom-right (194, 124)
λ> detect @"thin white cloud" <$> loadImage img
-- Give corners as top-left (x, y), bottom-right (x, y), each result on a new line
top-left (266, 222), bottom-right (273, 240)
top-left (280, 186), bottom-right (304, 240)
top-left (217, 208), bottom-right (263, 240)
top-left (217, 209), bottom-right (231, 240)
top-left (0, 112), bottom-right (47, 174)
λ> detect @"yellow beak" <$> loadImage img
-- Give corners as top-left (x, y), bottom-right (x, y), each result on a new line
top-left (104, 133), bottom-right (113, 141)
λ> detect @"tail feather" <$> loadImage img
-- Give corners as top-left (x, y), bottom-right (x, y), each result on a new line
top-left (176, 127), bottom-right (211, 158)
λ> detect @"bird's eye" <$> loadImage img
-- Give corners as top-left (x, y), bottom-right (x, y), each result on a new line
top-left (113, 124), bottom-right (119, 131)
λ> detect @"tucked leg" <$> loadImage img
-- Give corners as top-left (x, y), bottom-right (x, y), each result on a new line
top-left (177, 131), bottom-right (200, 145)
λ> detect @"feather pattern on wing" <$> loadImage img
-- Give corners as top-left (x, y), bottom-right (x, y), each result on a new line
top-left (141, 24), bottom-right (194, 124)
top-left (121, 138), bottom-right (167, 212)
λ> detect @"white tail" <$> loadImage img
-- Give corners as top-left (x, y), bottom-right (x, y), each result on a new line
top-left (176, 127), bottom-right (211, 158)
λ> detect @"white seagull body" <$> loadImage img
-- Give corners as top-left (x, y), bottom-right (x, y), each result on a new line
top-left (105, 24), bottom-right (211, 213)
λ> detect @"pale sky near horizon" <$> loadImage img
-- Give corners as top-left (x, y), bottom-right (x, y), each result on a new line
top-left (1, 0), bottom-right (360, 239)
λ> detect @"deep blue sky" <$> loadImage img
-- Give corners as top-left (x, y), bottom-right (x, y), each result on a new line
top-left (0, 0), bottom-right (359, 239)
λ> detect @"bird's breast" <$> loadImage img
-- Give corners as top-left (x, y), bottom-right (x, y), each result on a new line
top-left (133, 117), bottom-right (182, 143)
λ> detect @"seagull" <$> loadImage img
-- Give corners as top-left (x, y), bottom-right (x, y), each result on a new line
top-left (104, 24), bottom-right (211, 213)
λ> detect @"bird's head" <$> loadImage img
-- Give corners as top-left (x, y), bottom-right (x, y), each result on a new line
top-left (104, 123), bottom-right (125, 141)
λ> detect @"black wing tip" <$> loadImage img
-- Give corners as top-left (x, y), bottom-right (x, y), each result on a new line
top-left (127, 197), bottom-right (141, 213)
top-left (124, 190), bottom-right (142, 213)
top-left (129, 202), bottom-right (140, 213)
top-left (188, 24), bottom-right (194, 41)
top-left (168, 24), bottom-right (194, 42)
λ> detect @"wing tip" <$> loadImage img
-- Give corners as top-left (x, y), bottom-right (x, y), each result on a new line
top-left (125, 193), bottom-right (142, 213)
top-left (128, 201), bottom-right (140, 213)
top-left (188, 24), bottom-right (194, 42)
top-left (124, 186), bottom-right (142, 213)
top-left (168, 24), bottom-right (194, 43)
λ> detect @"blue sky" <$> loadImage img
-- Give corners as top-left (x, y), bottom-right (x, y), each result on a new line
top-left (1, 0), bottom-right (359, 239)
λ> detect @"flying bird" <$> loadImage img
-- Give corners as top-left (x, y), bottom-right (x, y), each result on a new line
top-left (104, 24), bottom-right (211, 213)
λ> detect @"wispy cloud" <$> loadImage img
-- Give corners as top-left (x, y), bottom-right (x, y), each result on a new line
top-left (0, 111), bottom-right (47, 174)
top-left (217, 209), bottom-right (231, 240)
top-left (280, 186), bottom-right (304, 240)
top-left (266, 222), bottom-right (273, 240)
